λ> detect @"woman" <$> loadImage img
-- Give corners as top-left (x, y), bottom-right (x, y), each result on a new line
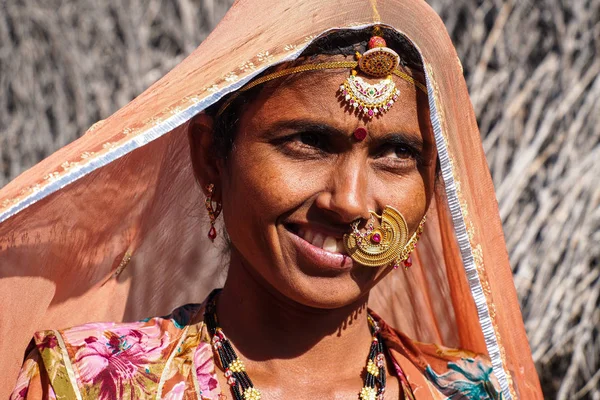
top-left (2, 0), bottom-right (542, 399)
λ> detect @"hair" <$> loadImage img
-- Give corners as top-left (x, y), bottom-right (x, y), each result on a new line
top-left (204, 27), bottom-right (426, 159)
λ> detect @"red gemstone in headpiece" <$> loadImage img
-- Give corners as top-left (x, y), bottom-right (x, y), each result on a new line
top-left (368, 36), bottom-right (387, 49)
top-left (354, 127), bottom-right (367, 141)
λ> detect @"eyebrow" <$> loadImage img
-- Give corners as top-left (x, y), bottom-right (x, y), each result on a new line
top-left (261, 119), bottom-right (345, 140)
top-left (261, 118), bottom-right (424, 151)
top-left (371, 132), bottom-right (424, 152)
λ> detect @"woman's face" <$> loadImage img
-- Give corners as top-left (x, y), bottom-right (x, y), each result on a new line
top-left (206, 65), bottom-right (436, 309)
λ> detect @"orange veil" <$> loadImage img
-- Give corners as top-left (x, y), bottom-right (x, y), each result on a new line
top-left (0, 0), bottom-right (542, 398)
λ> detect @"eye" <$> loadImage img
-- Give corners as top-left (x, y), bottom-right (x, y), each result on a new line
top-left (378, 145), bottom-right (414, 160)
top-left (273, 131), bottom-right (329, 160)
top-left (298, 132), bottom-right (322, 148)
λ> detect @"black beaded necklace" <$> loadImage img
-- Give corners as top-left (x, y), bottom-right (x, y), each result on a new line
top-left (204, 290), bottom-right (387, 400)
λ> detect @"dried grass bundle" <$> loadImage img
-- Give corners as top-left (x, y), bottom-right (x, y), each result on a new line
top-left (429, 1), bottom-right (600, 398)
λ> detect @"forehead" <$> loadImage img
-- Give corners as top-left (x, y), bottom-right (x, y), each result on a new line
top-left (239, 69), bottom-right (431, 140)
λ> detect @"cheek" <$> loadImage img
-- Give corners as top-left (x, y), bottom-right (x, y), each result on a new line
top-left (372, 171), bottom-right (429, 230)
top-left (219, 144), bottom-right (314, 246)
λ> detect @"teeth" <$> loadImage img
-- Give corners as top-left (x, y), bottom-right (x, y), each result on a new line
top-left (304, 229), bottom-right (315, 243)
top-left (312, 233), bottom-right (325, 248)
top-left (297, 228), bottom-right (345, 254)
top-left (322, 236), bottom-right (337, 253)
top-left (336, 240), bottom-right (346, 253)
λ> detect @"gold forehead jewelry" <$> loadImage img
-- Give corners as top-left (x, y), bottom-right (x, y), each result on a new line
top-left (215, 61), bottom-right (426, 119)
top-left (338, 34), bottom-right (403, 119)
top-left (343, 206), bottom-right (426, 269)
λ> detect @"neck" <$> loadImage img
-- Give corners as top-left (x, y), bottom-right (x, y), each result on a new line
top-left (216, 249), bottom-right (374, 379)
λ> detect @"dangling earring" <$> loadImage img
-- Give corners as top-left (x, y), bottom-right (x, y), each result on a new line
top-left (395, 218), bottom-right (424, 270)
top-left (343, 206), bottom-right (426, 271)
top-left (205, 183), bottom-right (222, 241)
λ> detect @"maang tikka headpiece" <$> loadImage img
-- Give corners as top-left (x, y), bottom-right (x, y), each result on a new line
top-left (216, 26), bottom-right (427, 120)
top-left (338, 30), bottom-right (401, 120)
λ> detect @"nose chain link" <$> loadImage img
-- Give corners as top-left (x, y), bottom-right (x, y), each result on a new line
top-left (351, 214), bottom-right (376, 245)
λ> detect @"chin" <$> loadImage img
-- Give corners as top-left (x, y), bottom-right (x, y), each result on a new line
top-left (259, 222), bottom-right (383, 309)
top-left (287, 276), bottom-right (374, 310)
top-left (271, 259), bottom-right (381, 311)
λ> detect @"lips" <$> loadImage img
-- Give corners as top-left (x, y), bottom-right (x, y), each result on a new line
top-left (285, 224), bottom-right (353, 271)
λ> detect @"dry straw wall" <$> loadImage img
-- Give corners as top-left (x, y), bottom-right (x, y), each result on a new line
top-left (1, 0), bottom-right (599, 398)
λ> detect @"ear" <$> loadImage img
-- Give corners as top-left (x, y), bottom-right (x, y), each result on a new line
top-left (188, 112), bottom-right (221, 200)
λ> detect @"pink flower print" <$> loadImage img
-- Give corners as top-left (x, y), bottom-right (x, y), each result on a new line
top-left (10, 373), bottom-right (30, 400)
top-left (163, 382), bottom-right (186, 400)
top-left (37, 334), bottom-right (58, 351)
top-left (13, 385), bottom-right (57, 400)
top-left (194, 342), bottom-right (220, 397)
top-left (10, 353), bottom-right (58, 400)
top-left (73, 327), bottom-right (169, 399)
top-left (63, 321), bottom-right (151, 347)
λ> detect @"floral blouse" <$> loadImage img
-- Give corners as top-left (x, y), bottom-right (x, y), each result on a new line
top-left (11, 300), bottom-right (503, 400)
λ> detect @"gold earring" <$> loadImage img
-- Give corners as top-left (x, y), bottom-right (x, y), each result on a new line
top-left (343, 206), bottom-right (425, 270)
top-left (205, 183), bottom-right (222, 241)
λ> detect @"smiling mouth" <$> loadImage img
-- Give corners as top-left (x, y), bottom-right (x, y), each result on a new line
top-left (286, 224), bottom-right (347, 255)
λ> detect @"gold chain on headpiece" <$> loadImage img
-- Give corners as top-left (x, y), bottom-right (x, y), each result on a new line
top-left (216, 61), bottom-right (427, 118)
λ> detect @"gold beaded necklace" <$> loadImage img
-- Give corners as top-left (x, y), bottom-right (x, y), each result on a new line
top-left (204, 290), bottom-right (388, 400)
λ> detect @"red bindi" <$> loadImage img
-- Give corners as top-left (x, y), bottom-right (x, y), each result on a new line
top-left (354, 127), bottom-right (368, 141)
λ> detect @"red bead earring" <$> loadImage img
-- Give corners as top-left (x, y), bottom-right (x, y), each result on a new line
top-left (205, 183), bottom-right (222, 241)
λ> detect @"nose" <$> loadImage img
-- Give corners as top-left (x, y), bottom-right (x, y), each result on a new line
top-left (314, 157), bottom-right (371, 224)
